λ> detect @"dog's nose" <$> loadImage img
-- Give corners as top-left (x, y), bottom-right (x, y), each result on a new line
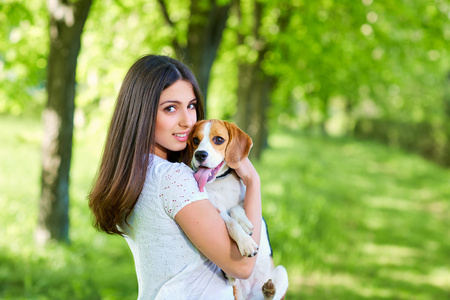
top-left (195, 151), bottom-right (208, 163)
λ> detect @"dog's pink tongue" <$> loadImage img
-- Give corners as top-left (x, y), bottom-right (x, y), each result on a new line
top-left (194, 167), bottom-right (211, 192)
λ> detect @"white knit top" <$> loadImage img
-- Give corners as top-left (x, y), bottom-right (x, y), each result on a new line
top-left (122, 155), bottom-right (233, 300)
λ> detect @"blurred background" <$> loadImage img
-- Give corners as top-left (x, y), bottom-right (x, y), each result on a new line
top-left (1, 0), bottom-right (449, 299)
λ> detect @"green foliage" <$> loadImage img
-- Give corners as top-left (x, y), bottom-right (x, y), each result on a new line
top-left (266, 0), bottom-right (449, 127)
top-left (1, 116), bottom-right (449, 299)
top-left (0, 1), bottom-right (47, 115)
top-left (75, 0), bottom-right (177, 125)
top-left (2, 0), bottom-right (448, 137)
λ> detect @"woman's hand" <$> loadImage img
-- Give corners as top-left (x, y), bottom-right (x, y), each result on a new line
top-left (234, 158), bottom-right (260, 187)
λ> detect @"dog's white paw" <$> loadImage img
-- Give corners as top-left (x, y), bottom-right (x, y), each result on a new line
top-left (230, 206), bottom-right (253, 235)
top-left (238, 235), bottom-right (259, 257)
top-left (236, 216), bottom-right (253, 236)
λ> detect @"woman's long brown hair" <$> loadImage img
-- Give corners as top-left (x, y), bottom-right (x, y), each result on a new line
top-left (88, 55), bottom-right (205, 235)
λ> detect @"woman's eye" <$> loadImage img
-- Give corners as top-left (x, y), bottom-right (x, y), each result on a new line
top-left (213, 136), bottom-right (225, 145)
top-left (193, 137), bottom-right (200, 145)
top-left (164, 106), bottom-right (176, 113)
top-left (188, 102), bottom-right (197, 110)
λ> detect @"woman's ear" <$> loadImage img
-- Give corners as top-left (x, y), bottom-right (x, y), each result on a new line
top-left (224, 122), bottom-right (253, 169)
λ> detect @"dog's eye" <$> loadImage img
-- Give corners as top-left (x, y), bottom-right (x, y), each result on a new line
top-left (213, 136), bottom-right (225, 145)
top-left (193, 137), bottom-right (200, 145)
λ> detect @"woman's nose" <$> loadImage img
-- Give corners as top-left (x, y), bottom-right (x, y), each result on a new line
top-left (180, 108), bottom-right (195, 128)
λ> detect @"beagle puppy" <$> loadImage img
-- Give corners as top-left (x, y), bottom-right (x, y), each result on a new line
top-left (186, 119), bottom-right (289, 300)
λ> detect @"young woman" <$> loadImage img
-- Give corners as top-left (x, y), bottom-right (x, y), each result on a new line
top-left (88, 55), bottom-right (262, 299)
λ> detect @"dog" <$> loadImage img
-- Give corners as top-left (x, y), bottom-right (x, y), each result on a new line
top-left (185, 119), bottom-right (289, 300)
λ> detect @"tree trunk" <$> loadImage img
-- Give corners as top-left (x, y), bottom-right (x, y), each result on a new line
top-left (36, 0), bottom-right (92, 245)
top-left (157, 0), bottom-right (231, 110)
top-left (235, 54), bottom-right (273, 160)
top-left (186, 0), bottom-right (231, 107)
top-left (234, 1), bottom-right (271, 160)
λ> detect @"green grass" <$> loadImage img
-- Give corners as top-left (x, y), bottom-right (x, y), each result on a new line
top-left (259, 130), bottom-right (450, 299)
top-left (0, 116), bottom-right (449, 299)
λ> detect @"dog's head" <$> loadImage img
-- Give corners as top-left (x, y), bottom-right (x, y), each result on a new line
top-left (187, 119), bottom-right (253, 191)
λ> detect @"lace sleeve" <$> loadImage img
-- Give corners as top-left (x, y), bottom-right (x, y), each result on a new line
top-left (159, 163), bottom-right (208, 219)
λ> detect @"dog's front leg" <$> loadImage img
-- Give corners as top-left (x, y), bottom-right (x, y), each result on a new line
top-left (219, 211), bottom-right (259, 257)
top-left (229, 205), bottom-right (253, 236)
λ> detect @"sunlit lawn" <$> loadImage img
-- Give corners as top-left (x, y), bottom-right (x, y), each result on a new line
top-left (261, 129), bottom-right (450, 299)
top-left (0, 115), bottom-right (449, 299)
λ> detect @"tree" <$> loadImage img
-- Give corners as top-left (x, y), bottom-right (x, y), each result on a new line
top-left (36, 0), bottom-right (92, 244)
top-left (157, 0), bottom-right (232, 108)
top-left (232, 0), bottom-right (291, 159)
top-left (233, 0), bottom-right (271, 159)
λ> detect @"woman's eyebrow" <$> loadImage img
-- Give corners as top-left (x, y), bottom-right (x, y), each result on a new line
top-left (159, 98), bottom-right (197, 106)
top-left (159, 100), bottom-right (181, 106)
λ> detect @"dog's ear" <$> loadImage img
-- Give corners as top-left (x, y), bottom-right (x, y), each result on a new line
top-left (181, 121), bottom-right (202, 166)
top-left (224, 121), bottom-right (253, 169)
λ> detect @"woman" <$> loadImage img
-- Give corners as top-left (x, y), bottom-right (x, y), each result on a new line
top-left (88, 55), bottom-right (262, 299)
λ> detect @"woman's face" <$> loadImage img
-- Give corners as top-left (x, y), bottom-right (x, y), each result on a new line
top-left (154, 80), bottom-right (198, 159)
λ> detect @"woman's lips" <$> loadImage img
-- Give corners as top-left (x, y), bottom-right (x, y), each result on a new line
top-left (173, 132), bottom-right (189, 142)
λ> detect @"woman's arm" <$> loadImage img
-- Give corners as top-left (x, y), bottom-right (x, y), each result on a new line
top-left (175, 158), bottom-right (261, 279)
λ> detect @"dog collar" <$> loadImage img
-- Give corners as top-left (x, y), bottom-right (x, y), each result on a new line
top-left (216, 167), bottom-right (232, 179)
